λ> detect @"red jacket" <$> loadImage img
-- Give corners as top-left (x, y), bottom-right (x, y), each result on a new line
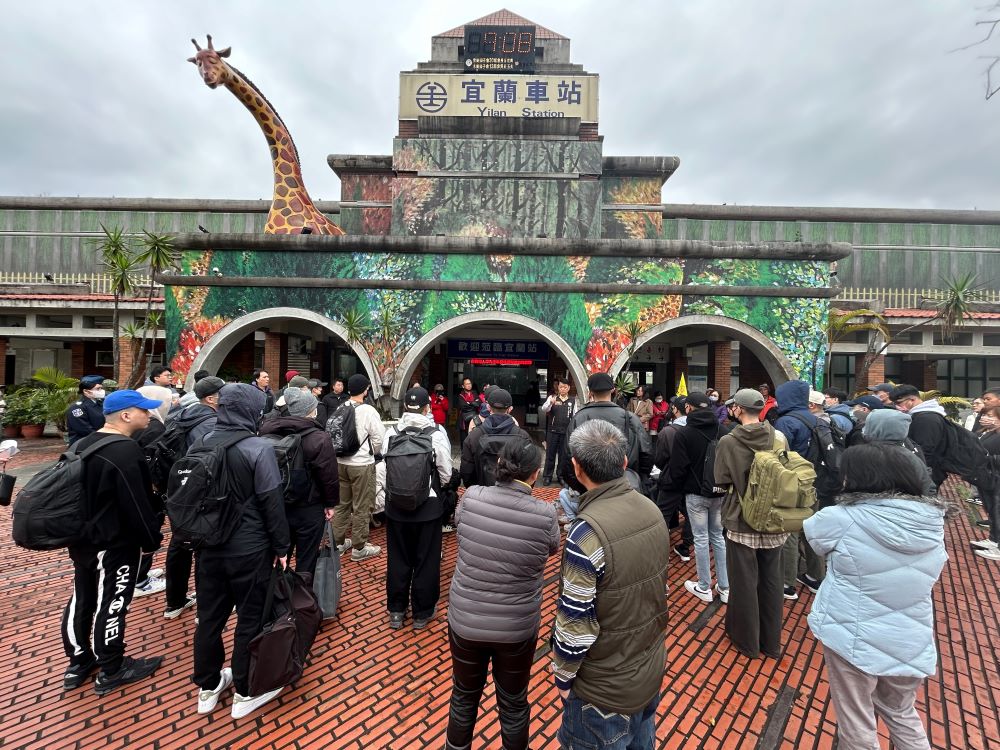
top-left (431, 394), bottom-right (450, 425)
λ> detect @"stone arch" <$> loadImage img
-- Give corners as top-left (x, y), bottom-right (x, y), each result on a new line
top-left (391, 311), bottom-right (590, 402)
top-left (607, 314), bottom-right (798, 386)
top-left (186, 306), bottom-right (379, 391)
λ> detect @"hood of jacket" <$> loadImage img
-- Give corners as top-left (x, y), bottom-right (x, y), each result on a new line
top-left (827, 403), bottom-right (853, 419)
top-left (726, 420), bottom-right (777, 452)
top-left (171, 402), bottom-right (216, 429)
top-left (481, 413), bottom-right (516, 435)
top-left (395, 411), bottom-right (435, 430)
top-left (841, 497), bottom-right (944, 554)
top-left (776, 380), bottom-right (810, 415)
top-left (686, 407), bottom-right (721, 437)
top-left (258, 414), bottom-right (323, 436)
top-left (216, 383), bottom-right (266, 432)
top-left (909, 398), bottom-right (946, 417)
top-left (862, 409), bottom-right (911, 442)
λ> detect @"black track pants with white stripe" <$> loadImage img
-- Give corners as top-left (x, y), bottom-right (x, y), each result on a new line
top-left (61, 545), bottom-right (141, 674)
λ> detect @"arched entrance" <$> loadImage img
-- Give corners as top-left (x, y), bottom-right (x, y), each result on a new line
top-left (186, 307), bottom-right (380, 391)
top-left (607, 315), bottom-right (798, 395)
top-left (392, 312), bottom-right (589, 406)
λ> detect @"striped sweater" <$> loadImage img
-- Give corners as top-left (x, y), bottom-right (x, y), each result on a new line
top-left (551, 519), bottom-right (605, 690)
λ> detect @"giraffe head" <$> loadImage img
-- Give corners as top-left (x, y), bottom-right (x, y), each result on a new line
top-left (187, 36), bottom-right (232, 89)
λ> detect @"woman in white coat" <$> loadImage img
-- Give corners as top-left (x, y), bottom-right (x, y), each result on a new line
top-left (804, 442), bottom-right (952, 750)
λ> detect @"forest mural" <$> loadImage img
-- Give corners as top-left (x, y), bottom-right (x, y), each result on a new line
top-left (166, 139), bottom-right (829, 386)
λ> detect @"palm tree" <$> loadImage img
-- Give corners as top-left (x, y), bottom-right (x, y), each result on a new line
top-left (339, 307), bottom-right (371, 350)
top-left (128, 232), bottom-right (179, 386)
top-left (819, 308), bottom-right (889, 388)
top-left (854, 273), bottom-right (990, 387)
top-left (614, 320), bottom-right (645, 402)
top-left (97, 225), bottom-right (138, 382)
top-left (31, 366), bottom-right (80, 430)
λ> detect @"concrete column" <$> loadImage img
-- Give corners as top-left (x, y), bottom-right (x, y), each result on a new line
top-left (263, 332), bottom-right (282, 384)
top-left (709, 342), bottom-right (732, 398)
top-left (70, 342), bottom-right (86, 378)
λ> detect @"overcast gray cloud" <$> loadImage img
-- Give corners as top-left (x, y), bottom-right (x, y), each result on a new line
top-left (0, 1), bottom-right (992, 209)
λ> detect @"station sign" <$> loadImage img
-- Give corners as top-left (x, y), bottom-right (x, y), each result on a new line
top-left (448, 338), bottom-right (550, 360)
top-left (400, 73), bottom-right (598, 122)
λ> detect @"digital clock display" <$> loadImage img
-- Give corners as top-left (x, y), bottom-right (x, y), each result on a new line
top-left (463, 25), bottom-right (536, 72)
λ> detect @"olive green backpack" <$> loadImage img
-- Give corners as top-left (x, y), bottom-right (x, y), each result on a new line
top-left (739, 432), bottom-right (817, 534)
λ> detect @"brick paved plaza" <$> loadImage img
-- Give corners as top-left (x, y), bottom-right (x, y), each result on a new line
top-left (1, 446), bottom-right (998, 749)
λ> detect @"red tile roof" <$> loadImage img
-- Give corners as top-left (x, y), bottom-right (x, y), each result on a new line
top-left (883, 308), bottom-right (1000, 319)
top-left (437, 9), bottom-right (567, 39)
top-left (0, 472), bottom-right (993, 749)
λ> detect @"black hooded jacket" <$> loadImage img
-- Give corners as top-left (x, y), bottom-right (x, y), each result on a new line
top-left (460, 414), bottom-right (531, 487)
top-left (666, 408), bottom-right (728, 495)
top-left (205, 383), bottom-right (290, 557)
top-left (259, 415), bottom-right (340, 508)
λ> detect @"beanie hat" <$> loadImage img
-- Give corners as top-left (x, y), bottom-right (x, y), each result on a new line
top-left (284, 387), bottom-right (318, 418)
top-left (347, 374), bottom-right (370, 396)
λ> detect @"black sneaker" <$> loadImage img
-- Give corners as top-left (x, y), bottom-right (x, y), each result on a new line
top-left (388, 611), bottom-right (405, 630)
top-left (673, 545), bottom-right (692, 563)
top-left (412, 607), bottom-right (436, 630)
top-left (976, 519), bottom-right (991, 528)
top-left (783, 586), bottom-right (799, 601)
top-left (94, 655), bottom-right (163, 696)
top-left (796, 573), bottom-right (821, 594)
top-left (63, 657), bottom-right (98, 690)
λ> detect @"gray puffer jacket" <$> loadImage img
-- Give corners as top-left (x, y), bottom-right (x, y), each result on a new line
top-left (448, 481), bottom-right (560, 643)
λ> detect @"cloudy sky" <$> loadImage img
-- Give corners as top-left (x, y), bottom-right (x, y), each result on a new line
top-left (2, 1), bottom-right (994, 209)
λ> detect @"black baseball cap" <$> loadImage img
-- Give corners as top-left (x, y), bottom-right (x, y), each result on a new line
top-left (587, 373), bottom-right (614, 392)
top-left (404, 386), bottom-right (430, 410)
top-left (488, 388), bottom-right (513, 409)
top-left (685, 391), bottom-right (710, 409)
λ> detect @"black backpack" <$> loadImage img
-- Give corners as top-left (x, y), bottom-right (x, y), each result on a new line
top-left (150, 413), bottom-right (214, 491)
top-left (384, 425), bottom-right (438, 511)
top-left (165, 431), bottom-right (250, 550)
top-left (790, 413), bottom-right (845, 498)
top-left (698, 425), bottom-right (725, 498)
top-left (262, 429), bottom-right (318, 505)
top-left (476, 432), bottom-right (522, 487)
top-left (326, 401), bottom-right (362, 457)
top-left (12, 435), bottom-right (131, 551)
top-left (939, 416), bottom-right (991, 487)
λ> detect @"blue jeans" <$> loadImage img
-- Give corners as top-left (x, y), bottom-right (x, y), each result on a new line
top-left (685, 493), bottom-right (729, 591)
top-left (559, 487), bottom-right (580, 521)
top-left (558, 692), bottom-right (660, 749)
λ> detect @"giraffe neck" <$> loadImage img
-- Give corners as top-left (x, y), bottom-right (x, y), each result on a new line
top-left (222, 64), bottom-right (314, 204)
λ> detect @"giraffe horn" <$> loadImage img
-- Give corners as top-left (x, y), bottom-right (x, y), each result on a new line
top-left (190, 38), bottom-right (201, 51)
top-left (206, 34), bottom-right (214, 51)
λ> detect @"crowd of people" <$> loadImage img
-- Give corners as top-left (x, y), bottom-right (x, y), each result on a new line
top-left (24, 363), bottom-right (999, 748)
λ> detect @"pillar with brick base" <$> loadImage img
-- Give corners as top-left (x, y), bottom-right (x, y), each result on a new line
top-left (0, 337), bottom-right (6, 386)
top-left (669, 347), bottom-right (689, 396)
top-left (854, 353), bottom-right (885, 391)
top-left (263, 332), bottom-right (283, 384)
top-left (116, 336), bottom-right (142, 386)
top-left (920, 360), bottom-right (939, 392)
top-left (70, 342), bottom-right (86, 379)
top-left (709, 342), bottom-right (732, 398)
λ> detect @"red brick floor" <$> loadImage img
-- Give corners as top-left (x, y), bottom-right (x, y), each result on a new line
top-left (0, 475), bottom-right (998, 749)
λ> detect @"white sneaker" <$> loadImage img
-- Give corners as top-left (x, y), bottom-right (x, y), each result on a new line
top-left (715, 584), bottom-right (730, 604)
top-left (231, 686), bottom-right (282, 719)
top-left (147, 568), bottom-right (164, 579)
top-left (971, 538), bottom-right (999, 551)
top-left (197, 668), bottom-right (232, 714)
top-left (351, 543), bottom-right (382, 561)
top-left (975, 546), bottom-right (1000, 561)
top-left (684, 580), bottom-right (714, 603)
top-left (164, 596), bottom-right (197, 620)
top-left (441, 523), bottom-right (456, 533)
top-left (335, 537), bottom-right (352, 555)
top-left (134, 577), bottom-right (167, 598)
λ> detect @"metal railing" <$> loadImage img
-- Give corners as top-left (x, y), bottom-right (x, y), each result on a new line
top-left (0, 272), bottom-right (157, 295)
top-left (837, 287), bottom-right (1000, 308)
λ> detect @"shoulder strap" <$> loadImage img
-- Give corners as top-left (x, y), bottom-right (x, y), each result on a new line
top-left (788, 412), bottom-right (815, 432)
top-left (73, 433), bottom-right (132, 459)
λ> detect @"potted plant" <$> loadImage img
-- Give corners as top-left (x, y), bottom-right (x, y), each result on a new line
top-left (1, 402), bottom-right (20, 438)
top-left (32, 367), bottom-right (79, 434)
top-left (19, 389), bottom-right (51, 439)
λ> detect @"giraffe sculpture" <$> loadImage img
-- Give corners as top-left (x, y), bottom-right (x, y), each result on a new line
top-left (188, 36), bottom-right (344, 235)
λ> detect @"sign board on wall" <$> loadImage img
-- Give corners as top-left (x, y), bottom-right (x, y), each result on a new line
top-left (400, 73), bottom-right (598, 122)
top-left (447, 338), bottom-right (550, 360)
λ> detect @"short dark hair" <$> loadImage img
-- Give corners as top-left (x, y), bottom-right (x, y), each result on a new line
top-left (150, 365), bottom-right (171, 380)
top-left (840, 443), bottom-right (927, 496)
top-left (495, 440), bottom-right (543, 484)
top-left (983, 387), bottom-right (1000, 399)
top-left (251, 368), bottom-right (267, 383)
top-left (823, 388), bottom-right (848, 403)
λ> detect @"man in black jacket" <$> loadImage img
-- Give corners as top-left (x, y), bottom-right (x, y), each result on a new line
top-left (653, 396), bottom-right (694, 561)
top-left (259, 387), bottom-right (340, 576)
top-left (667, 393), bottom-right (730, 604)
top-left (461, 388), bottom-right (531, 487)
top-left (62, 389), bottom-right (165, 695)
top-left (560, 373), bottom-right (653, 493)
top-left (889, 384), bottom-right (949, 487)
top-left (540, 377), bottom-right (575, 486)
top-left (192, 383), bottom-right (291, 719)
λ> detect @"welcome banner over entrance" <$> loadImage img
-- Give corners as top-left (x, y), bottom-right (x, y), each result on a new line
top-left (399, 73), bottom-right (599, 122)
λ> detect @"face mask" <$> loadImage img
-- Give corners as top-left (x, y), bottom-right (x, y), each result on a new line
top-left (709, 395), bottom-right (718, 402)
top-left (89, 388), bottom-right (106, 400)
top-left (655, 398), bottom-right (663, 403)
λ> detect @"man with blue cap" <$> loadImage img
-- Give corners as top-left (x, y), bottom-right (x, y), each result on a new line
top-left (66, 375), bottom-right (106, 446)
top-left (62, 389), bottom-right (165, 696)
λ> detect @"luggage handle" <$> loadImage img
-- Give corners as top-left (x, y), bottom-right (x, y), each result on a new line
top-left (260, 562), bottom-right (294, 631)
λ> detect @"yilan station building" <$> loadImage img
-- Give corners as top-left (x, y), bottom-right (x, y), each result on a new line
top-left (2, 9), bottom-right (999, 420)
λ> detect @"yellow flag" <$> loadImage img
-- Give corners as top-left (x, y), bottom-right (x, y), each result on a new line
top-left (677, 373), bottom-right (688, 397)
